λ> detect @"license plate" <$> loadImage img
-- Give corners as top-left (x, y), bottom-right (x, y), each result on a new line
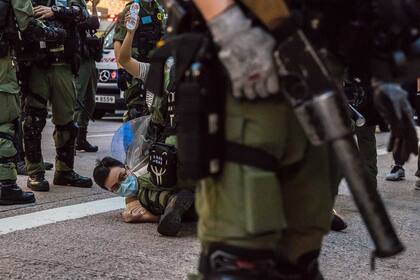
top-left (95, 95), bottom-right (115, 104)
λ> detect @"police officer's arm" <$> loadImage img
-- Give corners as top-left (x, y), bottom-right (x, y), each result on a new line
top-left (192, 0), bottom-right (280, 100)
top-left (33, 2), bottom-right (88, 24)
top-left (192, 0), bottom-right (234, 21)
top-left (11, 0), bottom-right (66, 42)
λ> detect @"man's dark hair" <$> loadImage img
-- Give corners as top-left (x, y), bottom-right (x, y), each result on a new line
top-left (93, 157), bottom-right (125, 190)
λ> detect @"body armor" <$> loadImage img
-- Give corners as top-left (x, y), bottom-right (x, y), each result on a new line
top-left (132, 2), bottom-right (163, 62)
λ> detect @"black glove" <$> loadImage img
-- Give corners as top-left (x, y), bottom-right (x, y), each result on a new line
top-left (374, 83), bottom-right (418, 164)
top-left (117, 68), bottom-right (130, 91)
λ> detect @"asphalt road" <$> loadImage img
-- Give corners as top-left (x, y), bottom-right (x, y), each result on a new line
top-left (0, 118), bottom-right (419, 280)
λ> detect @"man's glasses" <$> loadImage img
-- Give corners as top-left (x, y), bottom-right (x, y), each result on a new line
top-left (111, 169), bottom-right (129, 193)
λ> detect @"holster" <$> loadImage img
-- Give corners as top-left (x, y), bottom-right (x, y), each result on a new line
top-left (85, 35), bottom-right (104, 62)
top-left (147, 142), bottom-right (177, 188)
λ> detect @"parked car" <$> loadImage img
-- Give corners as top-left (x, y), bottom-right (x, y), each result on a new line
top-left (94, 22), bottom-right (126, 119)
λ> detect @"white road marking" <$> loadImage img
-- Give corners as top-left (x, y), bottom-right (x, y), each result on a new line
top-left (87, 133), bottom-right (114, 138)
top-left (0, 197), bottom-right (125, 235)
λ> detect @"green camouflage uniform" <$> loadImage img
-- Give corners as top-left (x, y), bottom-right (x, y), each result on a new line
top-left (24, 0), bottom-right (85, 175)
top-left (0, 1), bottom-right (35, 182)
top-left (194, 0), bottom-right (339, 268)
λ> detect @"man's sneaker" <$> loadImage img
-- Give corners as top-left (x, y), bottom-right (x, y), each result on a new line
top-left (53, 171), bottom-right (93, 188)
top-left (331, 209), bottom-right (348, 232)
top-left (157, 190), bottom-right (194, 236)
top-left (27, 173), bottom-right (50, 192)
top-left (76, 128), bottom-right (98, 153)
top-left (385, 165), bottom-right (405, 181)
top-left (0, 181), bottom-right (35, 205)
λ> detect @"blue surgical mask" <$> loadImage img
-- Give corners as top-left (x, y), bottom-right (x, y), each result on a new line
top-left (116, 175), bottom-right (138, 197)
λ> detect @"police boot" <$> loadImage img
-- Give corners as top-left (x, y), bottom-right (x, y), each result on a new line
top-left (157, 189), bottom-right (194, 236)
top-left (27, 172), bottom-right (50, 192)
top-left (198, 244), bottom-right (283, 280)
top-left (331, 209), bottom-right (348, 232)
top-left (76, 127), bottom-right (98, 153)
top-left (53, 171), bottom-right (93, 188)
top-left (0, 180), bottom-right (35, 205)
top-left (44, 161), bottom-right (54, 170)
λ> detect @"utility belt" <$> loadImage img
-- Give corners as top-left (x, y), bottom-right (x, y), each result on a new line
top-left (35, 45), bottom-right (66, 66)
top-left (35, 44), bottom-right (80, 75)
top-left (147, 142), bottom-right (177, 188)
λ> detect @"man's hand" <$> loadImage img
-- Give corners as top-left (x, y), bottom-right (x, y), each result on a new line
top-left (374, 83), bottom-right (418, 164)
top-left (33, 6), bottom-right (54, 20)
top-left (208, 5), bottom-right (279, 100)
top-left (125, 10), bottom-right (140, 33)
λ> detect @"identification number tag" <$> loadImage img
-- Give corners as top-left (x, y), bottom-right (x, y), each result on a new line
top-left (95, 95), bottom-right (115, 104)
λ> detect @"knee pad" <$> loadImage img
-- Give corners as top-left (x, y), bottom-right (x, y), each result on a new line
top-left (55, 121), bottom-right (78, 169)
top-left (23, 108), bottom-right (47, 163)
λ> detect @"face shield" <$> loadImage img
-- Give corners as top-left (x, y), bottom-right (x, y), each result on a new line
top-left (111, 115), bottom-right (152, 177)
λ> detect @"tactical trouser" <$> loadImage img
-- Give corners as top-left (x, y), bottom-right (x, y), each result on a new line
top-left (137, 173), bottom-right (174, 216)
top-left (196, 95), bottom-right (339, 269)
top-left (123, 77), bottom-right (149, 122)
top-left (24, 63), bottom-right (77, 175)
top-left (0, 91), bottom-right (20, 181)
top-left (74, 58), bottom-right (97, 130)
top-left (355, 125), bottom-right (378, 189)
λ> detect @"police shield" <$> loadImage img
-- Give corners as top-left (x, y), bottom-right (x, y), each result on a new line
top-left (111, 116), bottom-right (152, 175)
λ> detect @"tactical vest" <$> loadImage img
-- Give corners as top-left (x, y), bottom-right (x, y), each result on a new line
top-left (132, 2), bottom-right (163, 62)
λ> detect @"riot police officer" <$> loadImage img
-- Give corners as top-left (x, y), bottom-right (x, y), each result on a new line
top-left (23, 0), bottom-right (93, 192)
top-left (113, 0), bottom-right (164, 121)
top-left (0, 0), bottom-right (65, 204)
top-left (172, 0), bottom-right (417, 279)
top-left (74, 0), bottom-right (102, 153)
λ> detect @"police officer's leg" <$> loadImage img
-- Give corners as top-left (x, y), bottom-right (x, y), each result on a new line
top-left (355, 125), bottom-right (378, 188)
top-left (196, 96), bottom-right (335, 279)
top-left (75, 59), bottom-right (98, 152)
top-left (137, 174), bottom-right (194, 236)
top-left (0, 91), bottom-right (35, 205)
top-left (49, 65), bottom-right (93, 188)
top-left (24, 64), bottom-right (51, 191)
